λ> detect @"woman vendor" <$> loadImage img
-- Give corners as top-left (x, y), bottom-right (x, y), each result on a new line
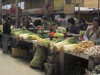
top-left (67, 17), bottom-right (80, 34)
top-left (25, 20), bottom-right (33, 30)
top-left (84, 18), bottom-right (100, 42)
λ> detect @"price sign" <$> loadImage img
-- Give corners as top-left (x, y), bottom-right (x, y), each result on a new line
top-left (64, 4), bottom-right (75, 13)
top-left (71, 0), bottom-right (79, 4)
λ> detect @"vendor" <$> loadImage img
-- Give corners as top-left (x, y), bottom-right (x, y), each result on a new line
top-left (41, 16), bottom-right (51, 31)
top-left (80, 20), bottom-right (88, 31)
top-left (34, 18), bottom-right (42, 26)
top-left (25, 20), bottom-right (33, 30)
top-left (84, 18), bottom-right (100, 42)
top-left (67, 17), bottom-right (80, 34)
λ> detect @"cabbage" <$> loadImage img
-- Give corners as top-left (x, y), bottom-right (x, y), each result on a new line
top-left (50, 40), bottom-right (69, 52)
top-left (62, 44), bottom-right (77, 53)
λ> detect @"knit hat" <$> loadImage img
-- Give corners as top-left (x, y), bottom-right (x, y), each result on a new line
top-left (68, 17), bottom-right (75, 24)
top-left (93, 18), bottom-right (99, 24)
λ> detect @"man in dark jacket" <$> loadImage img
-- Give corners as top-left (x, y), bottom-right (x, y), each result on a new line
top-left (3, 17), bottom-right (11, 53)
top-left (80, 20), bottom-right (88, 31)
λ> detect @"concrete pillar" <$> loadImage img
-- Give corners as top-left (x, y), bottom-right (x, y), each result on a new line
top-left (15, 0), bottom-right (18, 28)
top-left (78, 0), bottom-right (81, 20)
top-left (0, 0), bottom-right (2, 24)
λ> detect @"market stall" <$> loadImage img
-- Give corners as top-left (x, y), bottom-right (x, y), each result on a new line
top-left (0, 24), bottom-right (100, 75)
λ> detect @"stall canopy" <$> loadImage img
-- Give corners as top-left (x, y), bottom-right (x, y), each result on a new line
top-left (75, 7), bottom-right (100, 14)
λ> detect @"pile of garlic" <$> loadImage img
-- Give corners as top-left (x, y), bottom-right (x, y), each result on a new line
top-left (84, 46), bottom-right (100, 56)
top-left (92, 65), bottom-right (100, 75)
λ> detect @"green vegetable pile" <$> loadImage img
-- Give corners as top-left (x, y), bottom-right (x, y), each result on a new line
top-left (51, 38), bottom-right (65, 43)
top-left (39, 40), bottom-right (50, 45)
top-left (11, 28), bottom-right (42, 38)
top-left (64, 60), bottom-right (88, 75)
top-left (54, 33), bottom-right (64, 38)
top-left (67, 37), bottom-right (78, 44)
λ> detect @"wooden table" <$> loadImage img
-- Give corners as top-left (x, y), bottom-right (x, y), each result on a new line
top-left (59, 51), bottom-right (100, 75)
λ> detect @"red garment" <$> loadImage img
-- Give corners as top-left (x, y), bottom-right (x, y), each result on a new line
top-left (50, 32), bottom-right (55, 36)
top-left (38, 26), bottom-right (42, 30)
top-left (51, 26), bottom-right (53, 30)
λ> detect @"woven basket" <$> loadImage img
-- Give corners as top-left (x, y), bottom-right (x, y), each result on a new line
top-left (12, 48), bottom-right (27, 57)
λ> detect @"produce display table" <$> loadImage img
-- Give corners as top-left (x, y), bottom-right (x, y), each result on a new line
top-left (1, 32), bottom-right (100, 75)
top-left (9, 35), bottom-right (47, 54)
top-left (59, 50), bottom-right (100, 75)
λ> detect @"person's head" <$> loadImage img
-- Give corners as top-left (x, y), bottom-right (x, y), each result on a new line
top-left (68, 17), bottom-right (75, 25)
top-left (6, 17), bottom-right (11, 22)
top-left (42, 16), bottom-right (48, 23)
top-left (92, 18), bottom-right (99, 27)
top-left (82, 20), bottom-right (86, 23)
top-left (25, 20), bottom-right (29, 26)
top-left (54, 20), bottom-right (57, 23)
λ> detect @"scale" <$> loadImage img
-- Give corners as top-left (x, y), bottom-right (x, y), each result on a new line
top-left (67, 33), bottom-right (80, 37)
top-left (67, 33), bottom-right (81, 43)
top-left (43, 30), bottom-right (50, 38)
top-left (28, 28), bottom-right (38, 33)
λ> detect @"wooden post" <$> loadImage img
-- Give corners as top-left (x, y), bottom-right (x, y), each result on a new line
top-left (59, 50), bottom-right (64, 75)
top-left (88, 56), bottom-right (95, 71)
top-left (0, 0), bottom-right (2, 24)
top-left (98, 0), bottom-right (99, 19)
top-left (44, 0), bottom-right (48, 17)
top-left (15, 0), bottom-right (18, 28)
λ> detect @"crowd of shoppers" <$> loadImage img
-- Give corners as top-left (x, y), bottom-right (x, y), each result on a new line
top-left (2, 15), bottom-right (100, 53)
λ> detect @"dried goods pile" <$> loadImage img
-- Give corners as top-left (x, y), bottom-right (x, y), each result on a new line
top-left (74, 41), bottom-right (95, 52)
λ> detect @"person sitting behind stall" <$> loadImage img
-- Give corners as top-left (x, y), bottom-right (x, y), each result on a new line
top-left (67, 17), bottom-right (80, 34)
top-left (83, 18), bottom-right (100, 42)
top-left (25, 20), bottom-right (33, 30)
top-left (80, 20), bottom-right (88, 31)
top-left (41, 16), bottom-right (51, 31)
top-left (34, 18), bottom-right (42, 26)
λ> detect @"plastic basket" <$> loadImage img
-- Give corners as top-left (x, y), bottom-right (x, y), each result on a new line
top-left (12, 48), bottom-right (27, 57)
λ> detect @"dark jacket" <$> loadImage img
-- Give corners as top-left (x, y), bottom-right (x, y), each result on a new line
top-left (3, 21), bottom-right (11, 34)
top-left (26, 24), bottom-right (33, 30)
top-left (69, 24), bottom-right (80, 34)
top-left (80, 23), bottom-right (88, 31)
top-left (34, 20), bottom-right (41, 26)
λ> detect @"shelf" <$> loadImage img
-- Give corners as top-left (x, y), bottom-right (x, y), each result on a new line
top-left (66, 51), bottom-right (89, 60)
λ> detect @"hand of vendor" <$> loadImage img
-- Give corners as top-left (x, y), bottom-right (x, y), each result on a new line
top-left (67, 32), bottom-right (70, 34)
top-left (38, 30), bottom-right (42, 34)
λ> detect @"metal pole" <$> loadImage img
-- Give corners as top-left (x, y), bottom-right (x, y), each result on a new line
top-left (78, 0), bottom-right (81, 20)
top-left (44, 0), bottom-right (48, 17)
top-left (20, 0), bottom-right (21, 7)
top-left (41, 0), bottom-right (42, 8)
top-left (16, 0), bottom-right (18, 28)
top-left (0, 0), bottom-right (2, 24)
top-left (98, 0), bottom-right (99, 19)
top-left (20, 0), bottom-right (22, 20)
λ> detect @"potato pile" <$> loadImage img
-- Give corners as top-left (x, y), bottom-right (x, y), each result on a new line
top-left (74, 41), bottom-right (95, 52)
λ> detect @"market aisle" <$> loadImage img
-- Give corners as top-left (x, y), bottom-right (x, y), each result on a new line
top-left (0, 48), bottom-right (45, 75)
